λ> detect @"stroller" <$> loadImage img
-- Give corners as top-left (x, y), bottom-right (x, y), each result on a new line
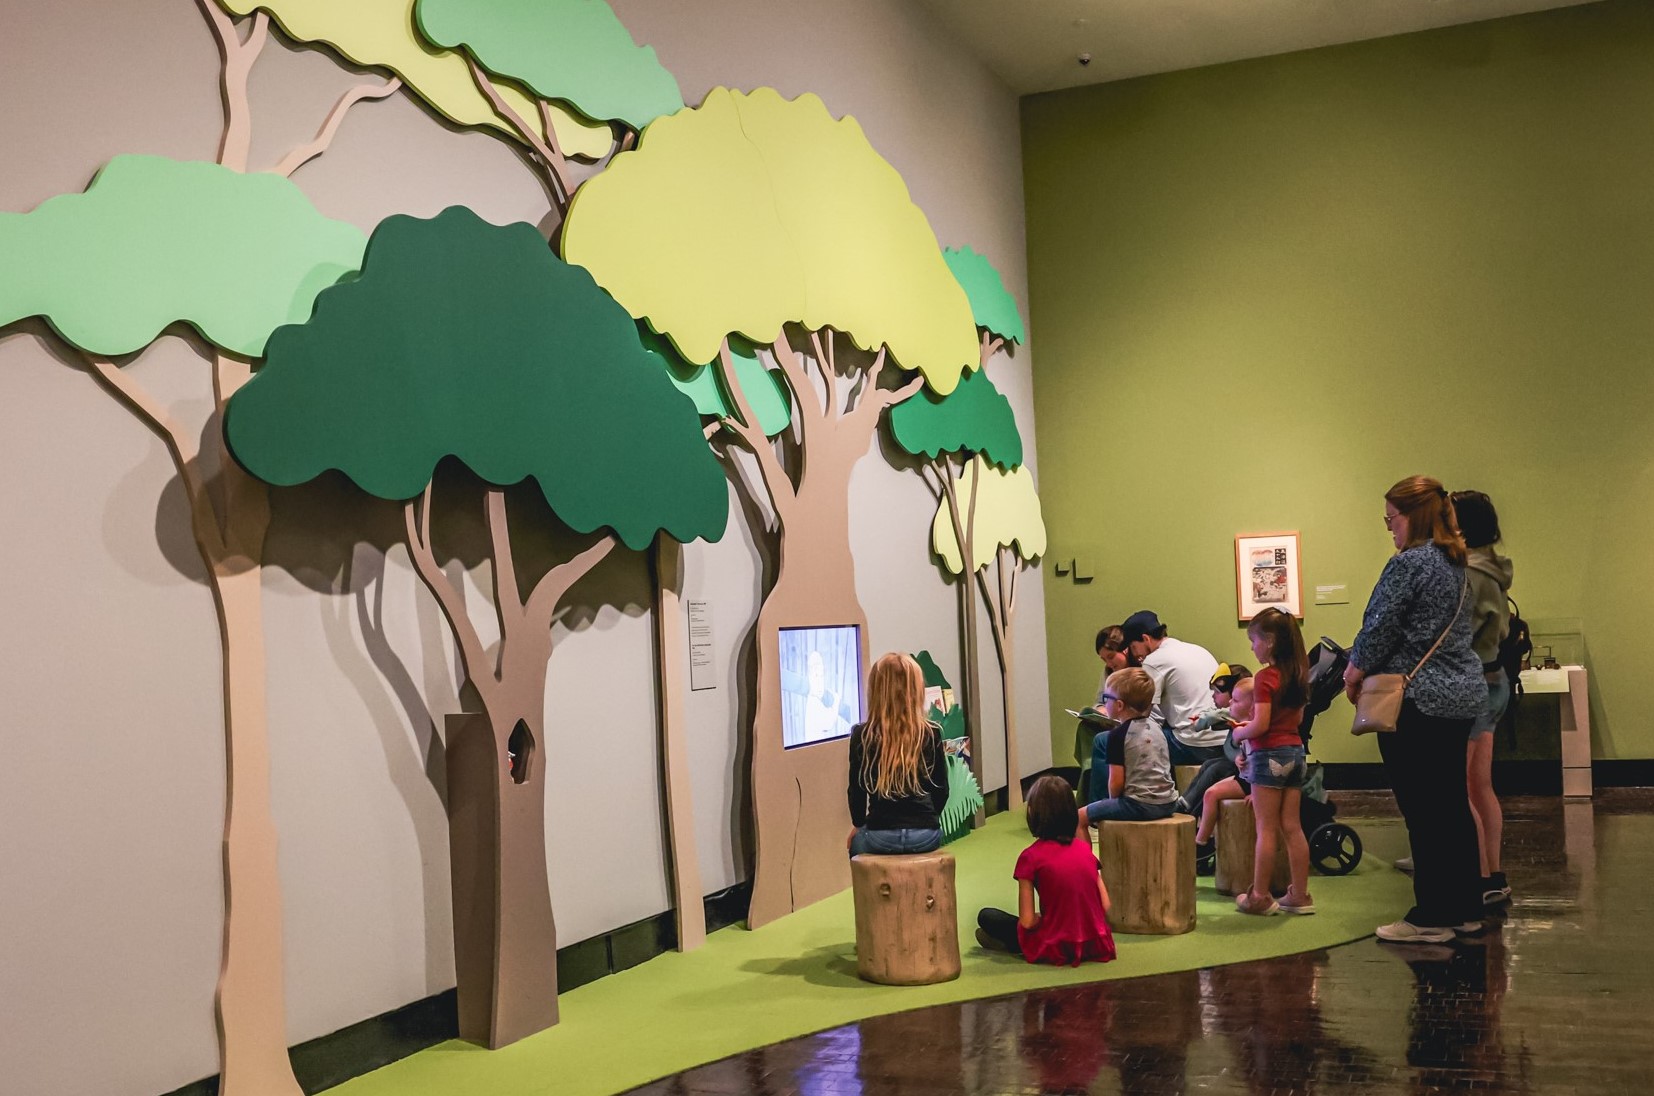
top-left (1295, 637), bottom-right (1363, 875)
top-left (1215, 636), bottom-right (1363, 875)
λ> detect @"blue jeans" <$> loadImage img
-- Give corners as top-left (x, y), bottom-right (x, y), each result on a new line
top-left (1085, 796), bottom-right (1176, 825)
top-left (1158, 725), bottom-right (1227, 767)
top-left (849, 827), bottom-right (942, 856)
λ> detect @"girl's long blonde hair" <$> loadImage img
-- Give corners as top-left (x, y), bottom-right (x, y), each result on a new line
top-left (859, 652), bottom-right (937, 798)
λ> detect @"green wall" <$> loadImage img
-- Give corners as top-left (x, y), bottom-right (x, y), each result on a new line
top-left (1024, 0), bottom-right (1654, 767)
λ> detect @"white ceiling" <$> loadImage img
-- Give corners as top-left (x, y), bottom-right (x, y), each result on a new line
top-left (910, 0), bottom-right (1601, 94)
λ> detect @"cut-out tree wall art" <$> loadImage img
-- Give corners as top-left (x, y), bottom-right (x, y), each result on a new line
top-left (415, 0), bottom-right (682, 207)
top-left (0, 150), bottom-right (368, 1096)
top-left (930, 459), bottom-right (1047, 816)
top-left (215, 0), bottom-right (613, 179)
top-left (562, 85), bottom-right (978, 927)
top-left (889, 364), bottom-right (1022, 809)
top-left (225, 206), bottom-right (728, 1047)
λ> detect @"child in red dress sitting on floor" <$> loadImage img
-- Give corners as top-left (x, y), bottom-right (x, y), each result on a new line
top-left (975, 774), bottom-right (1116, 966)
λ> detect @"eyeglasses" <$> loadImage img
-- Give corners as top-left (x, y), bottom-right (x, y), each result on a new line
top-left (1383, 512), bottom-right (1400, 529)
top-left (1101, 693), bottom-right (1119, 703)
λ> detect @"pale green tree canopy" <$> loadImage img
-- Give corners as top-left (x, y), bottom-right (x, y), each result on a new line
top-left (651, 332), bottom-right (792, 438)
top-left (931, 459), bottom-right (1047, 575)
top-left (0, 155), bottom-right (365, 356)
top-left (217, 0), bottom-right (611, 159)
top-left (415, 0), bottom-right (683, 130)
top-left (562, 86), bottom-right (978, 393)
top-left (225, 207), bottom-right (727, 550)
top-left (889, 367), bottom-right (1023, 468)
top-left (944, 245), bottom-right (1025, 345)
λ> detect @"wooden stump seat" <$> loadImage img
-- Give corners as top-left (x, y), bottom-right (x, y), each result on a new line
top-left (850, 852), bottom-right (961, 985)
top-left (1173, 765), bottom-right (1201, 794)
top-left (1096, 814), bottom-right (1196, 935)
top-left (1213, 797), bottom-right (1291, 898)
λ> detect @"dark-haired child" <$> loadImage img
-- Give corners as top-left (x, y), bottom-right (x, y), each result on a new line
top-left (976, 775), bottom-right (1115, 965)
top-left (1233, 608), bottom-right (1313, 916)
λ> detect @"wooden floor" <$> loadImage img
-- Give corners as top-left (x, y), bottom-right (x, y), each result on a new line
top-left (626, 789), bottom-right (1651, 1095)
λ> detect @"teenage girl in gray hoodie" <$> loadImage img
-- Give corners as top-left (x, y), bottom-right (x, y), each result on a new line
top-left (1453, 490), bottom-right (1515, 907)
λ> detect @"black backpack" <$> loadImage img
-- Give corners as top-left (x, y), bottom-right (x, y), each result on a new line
top-left (1498, 596), bottom-right (1532, 703)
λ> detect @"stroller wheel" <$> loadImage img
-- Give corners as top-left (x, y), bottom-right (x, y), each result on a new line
top-left (1310, 823), bottom-right (1362, 876)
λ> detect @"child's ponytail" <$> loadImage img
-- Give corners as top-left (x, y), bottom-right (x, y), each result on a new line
top-left (1249, 608), bottom-right (1309, 709)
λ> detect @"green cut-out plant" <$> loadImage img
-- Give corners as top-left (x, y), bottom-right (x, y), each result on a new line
top-left (226, 205), bottom-right (727, 1045)
top-left (562, 85), bottom-right (979, 926)
top-left (911, 650), bottom-right (981, 844)
top-left (889, 244), bottom-right (1027, 807)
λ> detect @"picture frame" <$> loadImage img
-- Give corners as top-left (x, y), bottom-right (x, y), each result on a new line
top-left (1235, 531), bottom-right (1302, 620)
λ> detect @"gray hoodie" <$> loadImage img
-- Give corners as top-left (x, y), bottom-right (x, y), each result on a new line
top-left (1466, 546), bottom-right (1515, 666)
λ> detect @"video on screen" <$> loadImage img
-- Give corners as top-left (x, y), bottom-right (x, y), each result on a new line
top-left (778, 625), bottom-right (861, 749)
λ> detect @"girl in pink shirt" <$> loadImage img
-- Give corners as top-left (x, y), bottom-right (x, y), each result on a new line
top-left (976, 775), bottom-right (1116, 965)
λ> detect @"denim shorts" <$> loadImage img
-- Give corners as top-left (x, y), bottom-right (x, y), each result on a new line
top-left (1470, 675), bottom-right (1511, 739)
top-left (1244, 745), bottom-right (1307, 789)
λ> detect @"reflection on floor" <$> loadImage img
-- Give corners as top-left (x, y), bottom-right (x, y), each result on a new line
top-left (626, 789), bottom-right (1650, 1095)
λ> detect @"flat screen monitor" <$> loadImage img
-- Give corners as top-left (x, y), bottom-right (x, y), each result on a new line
top-left (779, 625), bottom-right (861, 749)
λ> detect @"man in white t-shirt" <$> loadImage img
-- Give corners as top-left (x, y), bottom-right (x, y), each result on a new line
top-left (1121, 610), bottom-right (1226, 766)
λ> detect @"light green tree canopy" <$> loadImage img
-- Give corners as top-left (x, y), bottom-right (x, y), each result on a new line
top-left (415, 0), bottom-right (682, 131)
top-left (650, 332), bottom-right (792, 438)
top-left (225, 207), bottom-right (727, 550)
top-left (944, 245), bottom-right (1025, 345)
top-left (0, 155), bottom-right (365, 356)
top-left (562, 86), bottom-right (978, 393)
top-left (216, 0), bottom-right (611, 159)
top-left (932, 459), bottom-right (1047, 575)
top-left (889, 367), bottom-right (1023, 468)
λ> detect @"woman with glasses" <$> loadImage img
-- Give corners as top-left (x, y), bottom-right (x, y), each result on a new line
top-left (1343, 476), bottom-right (1486, 944)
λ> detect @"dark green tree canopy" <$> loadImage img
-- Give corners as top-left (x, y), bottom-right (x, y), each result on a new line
top-left (226, 206), bottom-right (727, 550)
top-left (888, 366), bottom-right (1023, 469)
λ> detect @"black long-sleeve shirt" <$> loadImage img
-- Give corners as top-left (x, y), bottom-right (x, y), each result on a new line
top-left (847, 722), bottom-right (950, 830)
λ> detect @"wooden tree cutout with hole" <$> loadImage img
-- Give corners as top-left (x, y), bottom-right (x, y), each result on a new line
top-left (563, 86), bottom-right (978, 927)
top-left (225, 206), bottom-right (728, 1046)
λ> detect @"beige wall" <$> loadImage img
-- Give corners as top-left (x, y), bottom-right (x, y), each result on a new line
top-left (0, 2), bottom-right (1045, 1093)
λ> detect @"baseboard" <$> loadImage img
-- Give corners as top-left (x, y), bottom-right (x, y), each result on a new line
top-left (1318, 759), bottom-right (1654, 796)
top-left (160, 881), bottom-right (755, 1096)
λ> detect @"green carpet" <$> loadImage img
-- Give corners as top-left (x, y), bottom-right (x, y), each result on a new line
top-left (327, 813), bottom-right (1409, 1096)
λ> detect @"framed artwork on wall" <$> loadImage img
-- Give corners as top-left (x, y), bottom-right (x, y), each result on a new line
top-left (1235, 531), bottom-right (1302, 620)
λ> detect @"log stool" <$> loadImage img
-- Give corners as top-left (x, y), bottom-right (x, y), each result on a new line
top-left (1096, 815), bottom-right (1196, 935)
top-left (1174, 765), bottom-right (1201, 795)
top-left (850, 852), bottom-right (960, 985)
top-left (1213, 797), bottom-right (1291, 898)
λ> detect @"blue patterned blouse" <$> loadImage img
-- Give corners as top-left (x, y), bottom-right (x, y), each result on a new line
top-left (1350, 543), bottom-right (1485, 719)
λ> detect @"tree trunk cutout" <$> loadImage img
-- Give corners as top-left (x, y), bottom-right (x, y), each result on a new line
top-left (86, 341), bottom-right (294, 1095)
top-left (715, 331), bottom-right (921, 928)
top-left (405, 485), bottom-right (615, 1045)
top-left (653, 537), bottom-right (706, 950)
top-left (936, 458), bottom-right (987, 822)
top-left (980, 544), bottom-right (1024, 811)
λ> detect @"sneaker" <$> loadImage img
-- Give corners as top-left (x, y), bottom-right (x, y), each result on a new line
top-left (1236, 890), bottom-right (1280, 916)
top-left (975, 926), bottom-right (1001, 951)
top-left (1393, 855), bottom-right (1414, 873)
top-left (1482, 873), bottom-right (1512, 906)
top-left (1280, 895), bottom-right (1317, 916)
top-left (1376, 919), bottom-right (1454, 943)
top-left (1454, 920), bottom-right (1487, 935)
top-left (1173, 795), bottom-right (1192, 815)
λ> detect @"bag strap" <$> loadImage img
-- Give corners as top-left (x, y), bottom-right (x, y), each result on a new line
top-left (1406, 574), bottom-right (1470, 683)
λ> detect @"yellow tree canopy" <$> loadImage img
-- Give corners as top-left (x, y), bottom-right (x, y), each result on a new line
top-left (217, 0), bottom-right (610, 159)
top-left (932, 458), bottom-right (1047, 575)
top-left (562, 87), bottom-right (978, 393)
